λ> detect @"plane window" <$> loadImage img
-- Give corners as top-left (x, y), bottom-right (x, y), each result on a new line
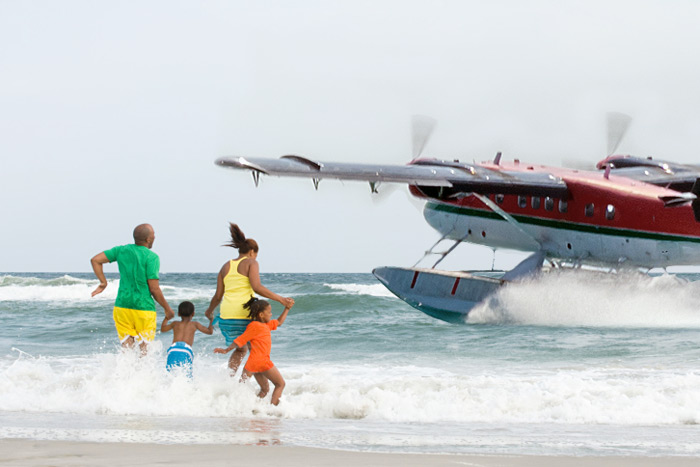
top-left (495, 194), bottom-right (504, 204)
top-left (531, 197), bottom-right (541, 209)
top-left (585, 203), bottom-right (594, 217)
top-left (606, 204), bottom-right (615, 220)
top-left (559, 200), bottom-right (568, 213)
top-left (518, 196), bottom-right (527, 208)
top-left (544, 197), bottom-right (554, 211)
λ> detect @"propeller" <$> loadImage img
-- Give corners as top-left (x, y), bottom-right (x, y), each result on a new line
top-left (411, 114), bottom-right (437, 160)
top-left (370, 183), bottom-right (426, 213)
top-left (371, 115), bottom-right (436, 211)
top-left (562, 112), bottom-right (633, 170)
top-left (606, 112), bottom-right (632, 156)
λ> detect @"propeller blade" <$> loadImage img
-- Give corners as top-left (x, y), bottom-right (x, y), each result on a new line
top-left (607, 112), bottom-right (632, 156)
top-left (411, 115), bottom-right (437, 160)
top-left (371, 183), bottom-right (425, 213)
top-left (561, 158), bottom-right (595, 171)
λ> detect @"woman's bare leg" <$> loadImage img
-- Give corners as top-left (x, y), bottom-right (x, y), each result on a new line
top-left (261, 366), bottom-right (285, 405)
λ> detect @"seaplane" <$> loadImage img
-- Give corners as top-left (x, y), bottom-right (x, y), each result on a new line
top-left (215, 114), bottom-right (700, 323)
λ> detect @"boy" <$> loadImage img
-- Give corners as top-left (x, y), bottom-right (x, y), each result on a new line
top-left (161, 301), bottom-right (213, 376)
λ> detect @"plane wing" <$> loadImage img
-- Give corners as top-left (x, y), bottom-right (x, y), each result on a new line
top-left (599, 155), bottom-right (700, 190)
top-left (216, 155), bottom-right (570, 198)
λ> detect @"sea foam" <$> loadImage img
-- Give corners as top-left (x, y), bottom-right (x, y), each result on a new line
top-left (2, 350), bottom-right (700, 426)
top-left (468, 270), bottom-right (700, 328)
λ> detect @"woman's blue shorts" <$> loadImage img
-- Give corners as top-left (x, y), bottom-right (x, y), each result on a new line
top-left (215, 317), bottom-right (251, 346)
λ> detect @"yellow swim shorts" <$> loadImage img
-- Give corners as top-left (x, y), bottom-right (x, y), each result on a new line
top-left (113, 307), bottom-right (157, 343)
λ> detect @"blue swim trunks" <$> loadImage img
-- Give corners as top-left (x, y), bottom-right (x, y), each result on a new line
top-left (166, 341), bottom-right (194, 377)
top-left (214, 317), bottom-right (251, 346)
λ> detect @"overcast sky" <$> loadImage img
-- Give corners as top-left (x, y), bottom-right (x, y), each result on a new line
top-left (2, 1), bottom-right (700, 273)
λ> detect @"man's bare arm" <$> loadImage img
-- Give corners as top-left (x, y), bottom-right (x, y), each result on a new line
top-left (90, 252), bottom-right (110, 297)
top-left (148, 279), bottom-right (175, 319)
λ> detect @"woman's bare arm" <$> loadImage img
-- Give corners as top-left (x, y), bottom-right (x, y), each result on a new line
top-left (204, 262), bottom-right (228, 319)
top-left (247, 261), bottom-right (293, 307)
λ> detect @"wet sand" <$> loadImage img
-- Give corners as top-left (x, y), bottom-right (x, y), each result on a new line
top-left (1, 439), bottom-right (699, 467)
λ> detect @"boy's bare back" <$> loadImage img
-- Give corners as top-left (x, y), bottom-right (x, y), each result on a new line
top-left (162, 317), bottom-right (213, 346)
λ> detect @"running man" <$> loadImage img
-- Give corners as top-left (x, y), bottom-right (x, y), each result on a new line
top-left (90, 223), bottom-right (175, 353)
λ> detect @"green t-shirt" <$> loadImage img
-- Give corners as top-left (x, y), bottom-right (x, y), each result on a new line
top-left (104, 244), bottom-right (160, 311)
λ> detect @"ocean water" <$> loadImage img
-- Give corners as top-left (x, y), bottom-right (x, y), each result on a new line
top-left (1, 270), bottom-right (700, 457)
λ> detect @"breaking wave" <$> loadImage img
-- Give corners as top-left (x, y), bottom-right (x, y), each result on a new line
top-left (0, 275), bottom-right (213, 302)
top-left (323, 283), bottom-right (395, 298)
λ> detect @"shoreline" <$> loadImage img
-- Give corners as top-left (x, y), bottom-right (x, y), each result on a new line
top-left (2, 439), bottom-right (700, 467)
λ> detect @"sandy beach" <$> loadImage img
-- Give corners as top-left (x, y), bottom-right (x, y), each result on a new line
top-left (0, 440), bottom-right (698, 467)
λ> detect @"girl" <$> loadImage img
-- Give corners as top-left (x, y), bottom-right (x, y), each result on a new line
top-left (214, 297), bottom-right (291, 405)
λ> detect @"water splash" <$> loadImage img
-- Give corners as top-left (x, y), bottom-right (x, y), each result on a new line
top-left (468, 270), bottom-right (700, 328)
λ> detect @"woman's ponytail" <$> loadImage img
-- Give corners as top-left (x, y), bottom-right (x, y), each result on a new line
top-left (225, 223), bottom-right (259, 254)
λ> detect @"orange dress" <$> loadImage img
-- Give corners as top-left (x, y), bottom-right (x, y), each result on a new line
top-left (233, 319), bottom-right (279, 373)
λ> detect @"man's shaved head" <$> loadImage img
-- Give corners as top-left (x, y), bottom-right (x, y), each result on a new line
top-left (133, 224), bottom-right (154, 246)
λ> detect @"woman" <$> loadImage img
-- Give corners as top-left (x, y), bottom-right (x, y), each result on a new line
top-left (205, 223), bottom-right (293, 374)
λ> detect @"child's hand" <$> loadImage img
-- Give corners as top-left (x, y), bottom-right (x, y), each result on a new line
top-left (213, 348), bottom-right (229, 354)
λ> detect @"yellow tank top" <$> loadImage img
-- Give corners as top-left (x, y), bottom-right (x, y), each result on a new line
top-left (220, 258), bottom-right (255, 319)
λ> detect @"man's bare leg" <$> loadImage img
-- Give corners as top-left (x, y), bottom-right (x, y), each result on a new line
top-left (120, 336), bottom-right (148, 356)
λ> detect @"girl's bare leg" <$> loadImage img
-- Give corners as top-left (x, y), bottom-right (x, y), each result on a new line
top-left (228, 345), bottom-right (248, 375)
top-left (261, 366), bottom-right (285, 405)
top-left (253, 373), bottom-right (270, 398)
